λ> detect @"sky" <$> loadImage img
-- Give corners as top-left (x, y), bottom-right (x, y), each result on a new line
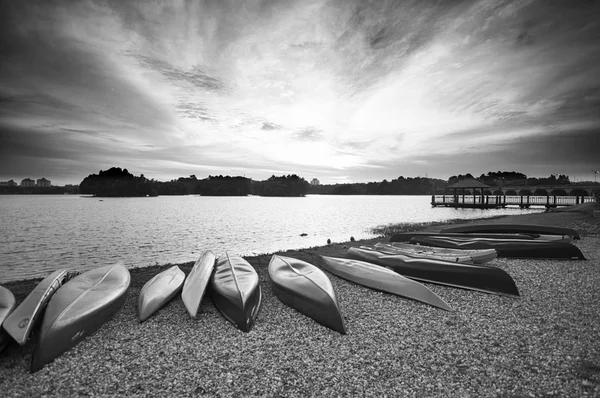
top-left (1, 0), bottom-right (599, 185)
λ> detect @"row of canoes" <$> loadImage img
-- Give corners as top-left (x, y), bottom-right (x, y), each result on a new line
top-left (0, 223), bottom-right (586, 373)
top-left (388, 223), bottom-right (585, 260)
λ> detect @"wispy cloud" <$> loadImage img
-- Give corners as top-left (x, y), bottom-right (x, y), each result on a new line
top-left (1, 0), bottom-right (598, 184)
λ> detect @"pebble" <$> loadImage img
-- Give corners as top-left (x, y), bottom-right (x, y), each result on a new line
top-left (0, 224), bottom-right (599, 397)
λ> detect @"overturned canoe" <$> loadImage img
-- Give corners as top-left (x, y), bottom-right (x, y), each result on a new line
top-left (373, 242), bottom-right (497, 265)
top-left (3, 269), bottom-right (78, 346)
top-left (182, 250), bottom-right (216, 319)
top-left (31, 262), bottom-right (130, 372)
top-left (269, 255), bottom-right (346, 334)
top-left (318, 256), bottom-right (452, 311)
top-left (389, 232), bottom-right (536, 242)
top-left (409, 236), bottom-right (586, 260)
top-left (209, 252), bottom-right (261, 332)
top-left (440, 224), bottom-right (580, 240)
top-left (347, 247), bottom-right (520, 297)
top-left (139, 265), bottom-right (185, 322)
top-left (0, 286), bottom-right (17, 354)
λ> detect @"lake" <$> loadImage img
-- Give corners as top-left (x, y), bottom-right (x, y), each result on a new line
top-left (0, 194), bottom-right (541, 282)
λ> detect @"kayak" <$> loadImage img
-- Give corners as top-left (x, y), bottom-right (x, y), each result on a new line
top-left (409, 236), bottom-right (586, 260)
top-left (181, 250), bottom-right (217, 319)
top-left (138, 265), bottom-right (185, 322)
top-left (209, 252), bottom-right (261, 332)
top-left (346, 247), bottom-right (520, 297)
top-left (373, 242), bottom-right (498, 265)
top-left (389, 232), bottom-right (536, 243)
top-left (0, 286), bottom-right (16, 354)
top-left (268, 255), bottom-right (346, 334)
top-left (440, 224), bottom-right (580, 240)
top-left (318, 255), bottom-right (452, 311)
top-left (31, 262), bottom-right (130, 372)
top-left (3, 269), bottom-right (78, 346)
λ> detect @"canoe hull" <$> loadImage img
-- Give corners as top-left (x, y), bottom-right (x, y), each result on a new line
top-left (0, 286), bottom-right (17, 354)
top-left (389, 232), bottom-right (535, 242)
top-left (318, 256), bottom-right (452, 311)
top-left (31, 262), bottom-right (130, 372)
top-left (409, 236), bottom-right (586, 260)
top-left (3, 269), bottom-right (78, 345)
top-left (269, 255), bottom-right (346, 334)
top-left (347, 247), bottom-right (520, 297)
top-left (373, 242), bottom-right (497, 265)
top-left (138, 265), bottom-right (185, 322)
top-left (209, 253), bottom-right (261, 332)
top-left (181, 251), bottom-right (217, 319)
top-left (440, 224), bottom-right (580, 240)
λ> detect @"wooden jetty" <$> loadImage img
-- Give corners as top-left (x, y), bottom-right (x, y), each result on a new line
top-left (431, 194), bottom-right (595, 209)
top-left (433, 178), bottom-right (596, 209)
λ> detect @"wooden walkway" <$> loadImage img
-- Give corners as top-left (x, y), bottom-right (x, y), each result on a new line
top-left (431, 194), bottom-right (596, 209)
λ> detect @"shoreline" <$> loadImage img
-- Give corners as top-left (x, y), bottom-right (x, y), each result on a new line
top-left (1, 203), bottom-right (599, 397)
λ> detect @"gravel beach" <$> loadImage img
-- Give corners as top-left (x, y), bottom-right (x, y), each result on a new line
top-left (1, 204), bottom-right (599, 397)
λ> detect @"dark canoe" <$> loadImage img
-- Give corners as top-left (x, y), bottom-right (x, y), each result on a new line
top-left (318, 256), bottom-right (452, 311)
top-left (346, 247), bottom-right (520, 297)
top-left (409, 236), bottom-right (586, 260)
top-left (440, 224), bottom-right (580, 240)
top-left (138, 265), bottom-right (185, 322)
top-left (3, 269), bottom-right (78, 346)
top-left (31, 262), bottom-right (130, 372)
top-left (209, 252), bottom-right (261, 333)
top-left (373, 242), bottom-right (498, 265)
top-left (269, 255), bottom-right (346, 334)
top-left (389, 232), bottom-right (536, 242)
top-left (182, 250), bottom-right (217, 319)
top-left (0, 286), bottom-right (17, 354)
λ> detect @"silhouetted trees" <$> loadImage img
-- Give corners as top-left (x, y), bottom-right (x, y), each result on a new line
top-left (80, 167), bottom-right (158, 197)
top-left (254, 175), bottom-right (309, 196)
top-left (198, 175), bottom-right (252, 196)
top-left (310, 176), bottom-right (446, 195)
top-left (448, 171), bottom-right (570, 186)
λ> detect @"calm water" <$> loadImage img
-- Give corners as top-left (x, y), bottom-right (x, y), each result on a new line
top-left (0, 195), bottom-right (541, 282)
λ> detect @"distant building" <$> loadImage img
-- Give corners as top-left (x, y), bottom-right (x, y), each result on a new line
top-left (36, 178), bottom-right (51, 188)
top-left (0, 180), bottom-right (17, 187)
top-left (310, 178), bottom-right (320, 186)
top-left (20, 178), bottom-right (36, 187)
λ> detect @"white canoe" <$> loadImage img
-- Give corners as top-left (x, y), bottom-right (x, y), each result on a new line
top-left (31, 262), bottom-right (130, 372)
top-left (138, 265), bottom-right (185, 322)
top-left (182, 251), bottom-right (217, 319)
top-left (319, 256), bottom-right (452, 311)
top-left (374, 242), bottom-right (498, 264)
top-left (0, 286), bottom-right (17, 353)
top-left (3, 269), bottom-right (78, 345)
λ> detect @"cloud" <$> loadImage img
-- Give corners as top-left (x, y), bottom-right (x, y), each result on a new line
top-left (1, 0), bottom-right (599, 184)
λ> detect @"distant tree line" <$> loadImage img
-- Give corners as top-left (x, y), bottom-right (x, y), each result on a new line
top-left (74, 167), bottom-right (586, 198)
top-left (80, 168), bottom-right (158, 197)
top-left (308, 176), bottom-right (446, 195)
top-left (448, 171), bottom-right (571, 187)
top-left (254, 175), bottom-right (309, 197)
top-left (0, 185), bottom-right (79, 195)
top-left (79, 169), bottom-right (309, 197)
